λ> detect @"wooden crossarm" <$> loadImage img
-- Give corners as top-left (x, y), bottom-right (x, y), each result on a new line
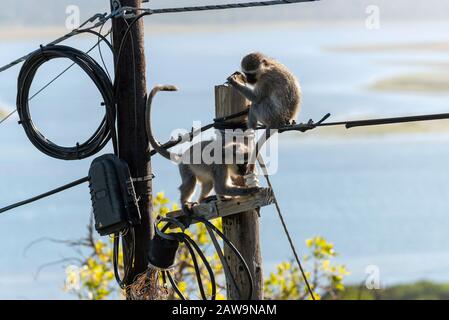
top-left (165, 187), bottom-right (274, 228)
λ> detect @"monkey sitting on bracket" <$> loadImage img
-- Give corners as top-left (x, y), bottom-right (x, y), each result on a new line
top-left (145, 85), bottom-right (260, 212)
top-left (227, 52), bottom-right (301, 130)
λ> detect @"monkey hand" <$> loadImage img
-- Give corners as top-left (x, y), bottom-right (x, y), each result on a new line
top-left (227, 71), bottom-right (246, 86)
top-left (182, 201), bottom-right (198, 216)
top-left (244, 172), bottom-right (259, 188)
top-left (226, 74), bottom-right (238, 86)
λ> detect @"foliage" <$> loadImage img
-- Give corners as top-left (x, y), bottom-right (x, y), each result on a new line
top-left (63, 222), bottom-right (119, 300)
top-left (341, 281), bottom-right (449, 300)
top-left (264, 236), bottom-right (350, 300)
top-left (63, 192), bottom-right (349, 300)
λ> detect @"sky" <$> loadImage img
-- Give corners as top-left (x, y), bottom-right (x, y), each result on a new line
top-left (1, 0), bottom-right (449, 27)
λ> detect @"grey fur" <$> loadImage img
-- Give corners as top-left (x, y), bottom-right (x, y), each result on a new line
top-left (146, 86), bottom-right (259, 206)
top-left (228, 52), bottom-right (301, 129)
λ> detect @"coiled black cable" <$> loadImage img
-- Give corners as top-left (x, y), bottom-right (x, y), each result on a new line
top-left (193, 216), bottom-right (254, 300)
top-left (155, 215), bottom-right (254, 300)
top-left (16, 44), bottom-right (116, 160)
top-left (113, 228), bottom-right (136, 289)
top-left (155, 217), bottom-right (217, 300)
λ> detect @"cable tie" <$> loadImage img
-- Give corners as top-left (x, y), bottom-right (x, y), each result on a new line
top-left (18, 118), bottom-right (30, 125)
top-left (131, 173), bottom-right (155, 183)
top-left (39, 45), bottom-right (49, 62)
top-left (75, 142), bottom-right (80, 159)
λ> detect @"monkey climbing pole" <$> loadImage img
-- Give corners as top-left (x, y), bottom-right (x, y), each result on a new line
top-left (164, 85), bottom-right (270, 299)
top-left (216, 84), bottom-right (264, 299)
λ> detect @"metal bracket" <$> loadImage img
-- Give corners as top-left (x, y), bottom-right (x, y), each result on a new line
top-left (165, 187), bottom-right (275, 228)
top-left (110, 0), bottom-right (152, 19)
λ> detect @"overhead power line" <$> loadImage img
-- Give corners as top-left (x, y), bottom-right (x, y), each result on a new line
top-left (0, 177), bottom-right (89, 215)
top-left (0, 29), bottom-right (112, 126)
top-left (147, 0), bottom-right (318, 15)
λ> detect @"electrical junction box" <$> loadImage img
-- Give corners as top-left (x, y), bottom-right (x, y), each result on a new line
top-left (88, 154), bottom-right (141, 236)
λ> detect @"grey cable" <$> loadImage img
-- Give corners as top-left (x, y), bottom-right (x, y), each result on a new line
top-left (136, 0), bottom-right (318, 15)
top-left (0, 13), bottom-right (112, 73)
top-left (257, 155), bottom-right (316, 300)
top-left (0, 29), bottom-right (112, 126)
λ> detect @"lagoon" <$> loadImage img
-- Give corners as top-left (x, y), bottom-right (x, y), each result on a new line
top-left (1, 21), bottom-right (449, 298)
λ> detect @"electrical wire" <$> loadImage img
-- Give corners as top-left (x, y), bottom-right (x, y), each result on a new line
top-left (156, 214), bottom-right (254, 300)
top-left (109, 11), bottom-right (144, 290)
top-left (155, 216), bottom-right (218, 300)
top-left (0, 177), bottom-right (89, 215)
top-left (113, 228), bottom-right (136, 289)
top-left (5, 108), bottom-right (449, 216)
top-left (0, 29), bottom-right (112, 127)
top-left (0, 110), bottom-right (16, 125)
top-left (1, 0), bottom-right (321, 297)
top-left (16, 44), bottom-right (116, 160)
top-left (121, 0), bottom-right (318, 16)
top-left (165, 271), bottom-right (187, 300)
top-left (0, 13), bottom-right (113, 73)
top-left (96, 25), bottom-right (113, 81)
top-left (193, 216), bottom-right (254, 300)
top-left (182, 234), bottom-right (217, 300)
top-left (113, 12), bottom-right (150, 98)
top-left (256, 154), bottom-right (315, 300)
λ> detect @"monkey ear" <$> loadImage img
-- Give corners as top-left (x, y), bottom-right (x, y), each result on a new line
top-left (261, 59), bottom-right (268, 67)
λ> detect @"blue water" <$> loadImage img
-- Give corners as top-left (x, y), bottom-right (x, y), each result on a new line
top-left (2, 21), bottom-right (449, 299)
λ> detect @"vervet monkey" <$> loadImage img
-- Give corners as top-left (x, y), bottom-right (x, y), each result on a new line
top-left (145, 85), bottom-right (260, 208)
top-left (227, 52), bottom-right (301, 129)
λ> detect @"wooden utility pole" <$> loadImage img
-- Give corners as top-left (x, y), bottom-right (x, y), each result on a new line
top-left (110, 0), bottom-right (153, 294)
top-left (215, 85), bottom-right (263, 300)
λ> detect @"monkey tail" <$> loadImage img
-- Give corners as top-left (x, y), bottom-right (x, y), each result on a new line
top-left (145, 85), bottom-right (181, 162)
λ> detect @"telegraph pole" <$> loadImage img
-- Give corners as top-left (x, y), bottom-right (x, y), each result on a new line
top-left (215, 85), bottom-right (264, 300)
top-left (110, 0), bottom-right (153, 296)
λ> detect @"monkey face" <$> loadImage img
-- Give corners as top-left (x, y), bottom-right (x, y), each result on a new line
top-left (241, 52), bottom-right (268, 84)
top-left (236, 164), bottom-right (247, 176)
top-left (244, 72), bottom-right (258, 85)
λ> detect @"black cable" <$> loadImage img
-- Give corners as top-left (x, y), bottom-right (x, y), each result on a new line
top-left (165, 271), bottom-right (187, 300)
top-left (129, 0), bottom-right (318, 16)
top-left (278, 112), bottom-right (449, 132)
top-left (113, 228), bottom-right (136, 289)
top-left (1, 28), bottom-right (113, 127)
top-left (10, 109), bottom-right (445, 217)
top-left (28, 29), bottom-right (113, 103)
top-left (180, 235), bottom-right (212, 300)
top-left (107, 11), bottom-right (142, 290)
top-left (0, 177), bottom-right (89, 215)
top-left (193, 216), bottom-right (254, 300)
top-left (341, 112), bottom-right (449, 129)
top-left (0, 12), bottom-right (113, 73)
top-left (16, 44), bottom-right (117, 160)
top-left (113, 12), bottom-right (151, 98)
top-left (146, 107), bottom-right (249, 160)
top-left (113, 234), bottom-right (125, 289)
top-left (154, 217), bottom-right (216, 300)
top-left (5, 108), bottom-right (447, 217)
top-left (96, 25), bottom-right (113, 81)
top-left (183, 233), bottom-right (217, 300)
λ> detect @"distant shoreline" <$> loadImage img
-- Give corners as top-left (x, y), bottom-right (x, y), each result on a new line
top-left (0, 20), bottom-right (418, 41)
top-left (325, 38), bottom-right (449, 94)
